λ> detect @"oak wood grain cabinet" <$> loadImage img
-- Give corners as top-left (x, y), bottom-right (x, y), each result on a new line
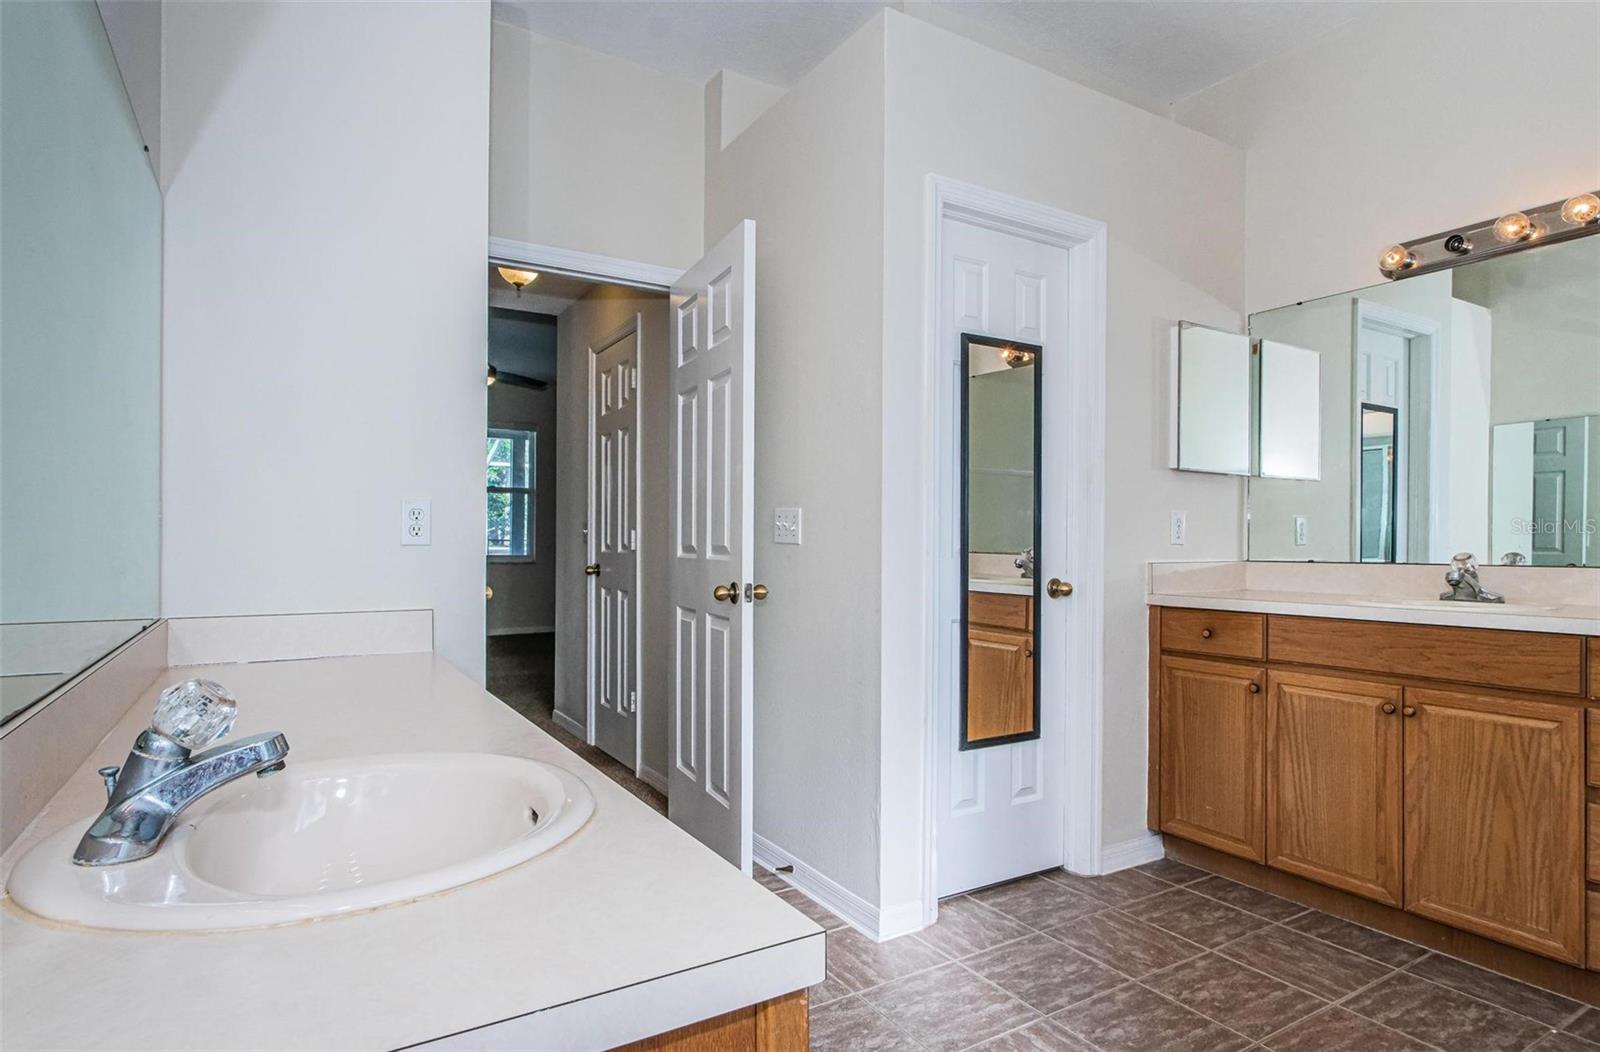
top-left (1402, 688), bottom-right (1586, 964)
top-left (1265, 670), bottom-right (1403, 906)
top-left (1158, 655), bottom-right (1265, 862)
top-left (615, 991), bottom-right (808, 1051)
top-left (967, 592), bottom-right (1034, 741)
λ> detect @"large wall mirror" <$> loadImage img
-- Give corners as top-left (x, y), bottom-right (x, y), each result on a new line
top-left (1248, 234), bottom-right (1599, 566)
top-left (961, 334), bottom-right (1040, 749)
top-left (1, 2), bottom-right (162, 724)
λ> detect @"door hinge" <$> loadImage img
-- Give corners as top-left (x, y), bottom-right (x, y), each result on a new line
top-left (628, 689), bottom-right (637, 714)
top-left (630, 365), bottom-right (638, 390)
top-left (629, 527), bottom-right (637, 550)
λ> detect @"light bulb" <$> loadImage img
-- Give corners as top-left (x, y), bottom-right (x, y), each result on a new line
top-left (1379, 244), bottom-right (1417, 275)
top-left (1493, 212), bottom-right (1533, 242)
top-left (1561, 192), bottom-right (1600, 225)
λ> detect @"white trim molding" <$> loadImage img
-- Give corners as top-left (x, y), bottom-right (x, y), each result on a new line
top-left (489, 237), bottom-right (682, 292)
top-left (638, 764), bottom-right (669, 795)
top-left (921, 175), bottom-right (1109, 922)
top-left (552, 708), bottom-right (587, 740)
top-left (1100, 832), bottom-right (1165, 874)
top-left (754, 833), bottom-right (882, 941)
top-left (486, 623), bottom-right (554, 637)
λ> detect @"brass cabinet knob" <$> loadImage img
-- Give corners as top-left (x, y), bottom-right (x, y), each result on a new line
top-left (584, 563), bottom-right (601, 577)
top-left (1046, 578), bottom-right (1074, 599)
top-left (1201, 628), bottom-right (1214, 639)
top-left (747, 583), bottom-right (769, 602)
top-left (1402, 705), bottom-right (1418, 718)
top-left (1381, 702), bottom-right (1397, 715)
top-left (1248, 682), bottom-right (1261, 694)
top-left (713, 582), bottom-right (740, 604)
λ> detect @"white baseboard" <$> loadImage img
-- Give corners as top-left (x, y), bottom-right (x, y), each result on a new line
top-left (638, 764), bottom-right (668, 794)
top-left (551, 708), bottom-right (587, 741)
top-left (1100, 831), bottom-right (1164, 873)
top-left (487, 624), bottom-right (553, 637)
top-left (753, 833), bottom-right (884, 941)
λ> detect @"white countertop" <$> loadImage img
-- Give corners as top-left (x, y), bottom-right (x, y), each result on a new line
top-left (969, 577), bottom-right (1033, 596)
top-left (0, 653), bottom-right (823, 1051)
top-left (1147, 587), bottom-right (1600, 635)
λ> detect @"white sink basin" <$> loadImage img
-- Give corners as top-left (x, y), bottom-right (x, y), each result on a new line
top-left (6, 753), bottom-right (594, 932)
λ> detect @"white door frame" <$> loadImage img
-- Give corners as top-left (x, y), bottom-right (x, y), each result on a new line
top-left (586, 314), bottom-right (644, 772)
top-left (921, 176), bottom-right (1108, 924)
top-left (1351, 300), bottom-right (1440, 562)
top-left (488, 238), bottom-right (683, 767)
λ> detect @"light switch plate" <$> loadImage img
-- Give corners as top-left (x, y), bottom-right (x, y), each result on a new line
top-left (1169, 510), bottom-right (1186, 546)
top-left (402, 500), bottom-right (431, 546)
top-left (1293, 515), bottom-right (1308, 547)
top-left (774, 507), bottom-right (802, 545)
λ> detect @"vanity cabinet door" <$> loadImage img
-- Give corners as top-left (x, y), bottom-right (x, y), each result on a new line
top-left (967, 627), bottom-right (1034, 741)
top-left (1265, 671), bottom-right (1402, 906)
top-left (1403, 688), bottom-right (1586, 964)
top-left (1159, 656), bottom-right (1265, 862)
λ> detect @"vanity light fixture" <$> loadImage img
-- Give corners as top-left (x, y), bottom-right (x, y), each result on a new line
top-left (496, 267), bottom-right (538, 294)
top-left (1377, 188), bottom-right (1600, 280)
top-left (1000, 345), bottom-right (1036, 367)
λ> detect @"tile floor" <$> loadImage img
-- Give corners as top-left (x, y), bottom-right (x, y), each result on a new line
top-left (761, 862), bottom-right (1600, 1052)
top-left (486, 634), bottom-right (1599, 1051)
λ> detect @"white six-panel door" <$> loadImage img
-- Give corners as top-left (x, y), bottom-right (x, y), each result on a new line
top-left (937, 217), bottom-right (1069, 897)
top-left (590, 318), bottom-right (640, 769)
top-left (668, 220), bottom-right (755, 871)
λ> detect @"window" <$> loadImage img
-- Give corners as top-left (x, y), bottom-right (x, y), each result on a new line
top-left (487, 428), bottom-right (534, 558)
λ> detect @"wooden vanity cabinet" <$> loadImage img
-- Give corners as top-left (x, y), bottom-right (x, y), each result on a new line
top-left (1158, 655), bottom-right (1265, 862)
top-left (1403, 688), bottom-right (1586, 964)
top-left (1265, 670), bottom-right (1403, 906)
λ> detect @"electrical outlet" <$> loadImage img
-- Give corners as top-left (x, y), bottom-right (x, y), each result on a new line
top-left (773, 507), bottom-right (802, 545)
top-left (1169, 510), bottom-right (1187, 546)
top-left (1294, 515), bottom-right (1308, 547)
top-left (402, 500), bottom-right (431, 546)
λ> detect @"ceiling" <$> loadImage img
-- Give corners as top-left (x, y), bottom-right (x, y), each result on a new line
top-left (488, 265), bottom-right (594, 318)
top-left (491, 0), bottom-right (1369, 114)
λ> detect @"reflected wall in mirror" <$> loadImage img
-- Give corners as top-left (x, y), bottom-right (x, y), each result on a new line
top-left (961, 334), bottom-right (1039, 749)
top-left (1, 1), bottom-right (161, 723)
top-left (1248, 234), bottom-right (1599, 565)
top-left (1172, 323), bottom-right (1252, 475)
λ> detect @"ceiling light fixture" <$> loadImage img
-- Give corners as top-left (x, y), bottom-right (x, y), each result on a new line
top-left (496, 267), bottom-right (539, 294)
top-left (487, 365), bottom-right (497, 386)
top-left (1377, 189), bottom-right (1599, 280)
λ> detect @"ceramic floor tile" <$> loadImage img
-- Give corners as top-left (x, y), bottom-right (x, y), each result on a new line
top-left (971, 874), bottom-right (1108, 930)
top-left (1530, 1033), bottom-right (1600, 1051)
top-left (1187, 875), bottom-right (1307, 922)
top-left (862, 962), bottom-right (1040, 1052)
top-left (968, 1018), bottom-right (1098, 1051)
top-left (1044, 867), bottom-right (1173, 907)
top-left (754, 865), bottom-right (792, 892)
top-left (964, 932), bottom-right (1128, 1014)
top-left (1121, 887), bottom-right (1271, 949)
top-left (1342, 971), bottom-right (1551, 1052)
top-left (1143, 952), bottom-right (1326, 1040)
top-left (824, 927), bottom-right (949, 993)
top-left (1406, 952), bottom-right (1585, 1027)
top-left (1135, 858), bottom-right (1209, 886)
top-left (1261, 1006), bottom-right (1433, 1051)
top-left (1282, 910), bottom-right (1429, 969)
top-left (1567, 1008), bottom-right (1600, 1043)
top-left (919, 895), bottom-right (1034, 958)
top-left (809, 995), bottom-right (921, 1052)
top-left (1046, 909), bottom-right (1207, 977)
top-left (811, 969), bottom-right (855, 1009)
top-left (780, 888), bottom-right (849, 931)
top-left (1215, 925), bottom-right (1391, 1000)
top-left (1050, 981), bottom-right (1252, 1052)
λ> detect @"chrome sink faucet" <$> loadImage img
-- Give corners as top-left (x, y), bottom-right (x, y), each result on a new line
top-left (74, 679), bottom-right (289, 866)
top-left (1440, 552), bottom-right (1505, 604)
top-left (1014, 546), bottom-right (1035, 580)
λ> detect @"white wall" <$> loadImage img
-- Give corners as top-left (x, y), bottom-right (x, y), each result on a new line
top-left (160, 1), bottom-right (491, 678)
top-left (487, 381), bottom-right (558, 635)
top-left (878, 10), bottom-right (1246, 919)
top-left (705, 17), bottom-right (888, 910)
top-left (490, 20), bottom-right (704, 271)
top-left (1174, 2), bottom-right (1600, 314)
top-left (552, 287), bottom-right (672, 781)
top-left (95, 0), bottom-right (161, 180)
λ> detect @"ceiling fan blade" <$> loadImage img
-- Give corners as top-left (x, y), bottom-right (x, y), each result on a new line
top-left (493, 369), bottom-right (548, 390)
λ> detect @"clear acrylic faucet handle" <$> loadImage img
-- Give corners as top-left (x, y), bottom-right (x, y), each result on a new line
top-left (1450, 552), bottom-right (1478, 572)
top-left (152, 679), bottom-right (238, 749)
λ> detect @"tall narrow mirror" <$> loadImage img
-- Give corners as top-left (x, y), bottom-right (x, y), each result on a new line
top-left (961, 334), bottom-right (1040, 749)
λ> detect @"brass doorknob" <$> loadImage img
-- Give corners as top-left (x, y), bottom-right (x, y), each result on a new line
top-left (747, 583), bottom-right (769, 602)
top-left (584, 563), bottom-right (601, 576)
top-left (484, 585), bottom-right (494, 600)
top-left (713, 582), bottom-right (740, 604)
top-left (1046, 578), bottom-right (1073, 599)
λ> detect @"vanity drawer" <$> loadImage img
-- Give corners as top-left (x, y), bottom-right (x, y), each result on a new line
top-left (1267, 616), bottom-right (1584, 696)
top-left (969, 591), bottom-right (1031, 631)
top-left (1159, 608), bottom-right (1265, 660)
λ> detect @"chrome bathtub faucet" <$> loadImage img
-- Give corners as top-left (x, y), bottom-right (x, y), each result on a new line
top-left (73, 679), bottom-right (290, 866)
top-left (1439, 552), bottom-right (1505, 604)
